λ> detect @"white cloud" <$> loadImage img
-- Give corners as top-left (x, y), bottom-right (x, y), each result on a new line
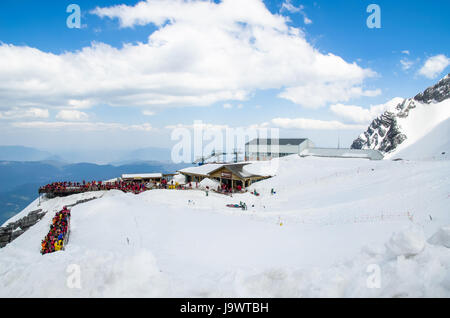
top-left (303, 16), bottom-right (312, 25)
top-left (11, 121), bottom-right (154, 132)
top-left (56, 110), bottom-right (89, 121)
top-left (400, 58), bottom-right (414, 71)
top-left (329, 97), bottom-right (404, 124)
top-left (281, 0), bottom-right (303, 13)
top-left (0, 107), bottom-right (49, 119)
top-left (401, 50), bottom-right (410, 55)
top-left (418, 54), bottom-right (450, 79)
top-left (223, 103), bottom-right (233, 109)
top-left (165, 122), bottom-right (229, 131)
top-left (142, 110), bottom-right (156, 116)
top-left (279, 82), bottom-right (380, 109)
top-left (271, 117), bottom-right (365, 130)
top-left (248, 122), bottom-right (270, 129)
top-left (281, 0), bottom-right (312, 24)
top-left (0, 0), bottom-right (375, 113)
top-left (164, 117), bottom-right (362, 132)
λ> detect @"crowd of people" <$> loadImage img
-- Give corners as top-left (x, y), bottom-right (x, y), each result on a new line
top-left (41, 206), bottom-right (70, 255)
top-left (39, 178), bottom-right (248, 197)
top-left (39, 180), bottom-right (152, 196)
top-left (216, 183), bottom-right (243, 194)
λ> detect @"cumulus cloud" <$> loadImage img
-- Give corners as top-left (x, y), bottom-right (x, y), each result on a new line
top-left (164, 117), bottom-right (363, 132)
top-left (165, 122), bottom-right (229, 131)
top-left (329, 97), bottom-right (404, 124)
top-left (0, 107), bottom-right (49, 119)
top-left (271, 117), bottom-right (366, 130)
top-left (279, 82), bottom-right (380, 109)
top-left (56, 110), bottom-right (89, 121)
top-left (418, 54), bottom-right (450, 79)
top-left (11, 121), bottom-right (154, 132)
top-left (0, 0), bottom-right (377, 114)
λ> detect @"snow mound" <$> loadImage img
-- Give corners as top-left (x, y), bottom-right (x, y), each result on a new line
top-left (385, 226), bottom-right (426, 257)
top-left (428, 226), bottom-right (450, 248)
top-left (199, 178), bottom-right (220, 190)
top-left (243, 157), bottom-right (283, 176)
top-left (217, 225), bottom-right (450, 297)
top-left (172, 173), bottom-right (186, 185)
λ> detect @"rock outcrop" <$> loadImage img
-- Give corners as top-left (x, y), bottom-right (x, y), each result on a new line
top-left (0, 195), bottom-right (101, 248)
top-left (0, 209), bottom-right (46, 248)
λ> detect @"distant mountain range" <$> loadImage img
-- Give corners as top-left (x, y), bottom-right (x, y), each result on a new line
top-left (0, 159), bottom-right (191, 225)
top-left (351, 74), bottom-right (450, 157)
top-left (0, 146), bottom-right (173, 164)
top-left (0, 146), bottom-right (59, 162)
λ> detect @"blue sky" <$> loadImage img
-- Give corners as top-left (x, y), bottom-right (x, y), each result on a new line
top-left (0, 0), bottom-right (449, 156)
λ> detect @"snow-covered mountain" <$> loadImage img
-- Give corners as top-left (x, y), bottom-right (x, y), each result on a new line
top-left (351, 74), bottom-right (450, 158)
top-left (1, 155), bottom-right (449, 297)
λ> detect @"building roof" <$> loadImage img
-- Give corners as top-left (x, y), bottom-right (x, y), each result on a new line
top-left (246, 138), bottom-right (308, 146)
top-left (121, 173), bottom-right (163, 179)
top-left (208, 163), bottom-right (261, 179)
top-left (179, 162), bottom-right (267, 179)
top-left (178, 163), bottom-right (224, 176)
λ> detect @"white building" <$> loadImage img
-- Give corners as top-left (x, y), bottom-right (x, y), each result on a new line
top-left (245, 138), bottom-right (314, 161)
top-left (299, 148), bottom-right (384, 160)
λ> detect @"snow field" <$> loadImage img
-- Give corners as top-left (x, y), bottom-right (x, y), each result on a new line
top-left (0, 156), bottom-right (449, 297)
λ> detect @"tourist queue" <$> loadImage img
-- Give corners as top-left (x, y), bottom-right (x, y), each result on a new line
top-left (41, 206), bottom-right (70, 255)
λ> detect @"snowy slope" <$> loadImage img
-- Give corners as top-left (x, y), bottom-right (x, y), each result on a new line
top-left (1, 155), bottom-right (449, 297)
top-left (388, 115), bottom-right (450, 160)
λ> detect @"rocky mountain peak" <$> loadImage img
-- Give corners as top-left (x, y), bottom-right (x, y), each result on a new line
top-left (351, 74), bottom-right (450, 154)
top-left (414, 74), bottom-right (450, 103)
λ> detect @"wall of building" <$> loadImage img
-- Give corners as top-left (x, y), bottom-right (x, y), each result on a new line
top-left (299, 148), bottom-right (384, 160)
top-left (245, 140), bottom-right (314, 161)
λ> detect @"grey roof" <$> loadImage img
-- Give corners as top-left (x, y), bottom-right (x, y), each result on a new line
top-left (246, 138), bottom-right (308, 146)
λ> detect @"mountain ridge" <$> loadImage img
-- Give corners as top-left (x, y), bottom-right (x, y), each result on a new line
top-left (351, 74), bottom-right (450, 154)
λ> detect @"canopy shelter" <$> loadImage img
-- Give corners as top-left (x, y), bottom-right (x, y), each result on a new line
top-left (121, 173), bottom-right (163, 183)
top-left (178, 163), bottom-right (269, 190)
top-left (177, 163), bottom-right (224, 183)
top-left (207, 163), bottom-right (268, 189)
top-left (162, 173), bottom-right (177, 182)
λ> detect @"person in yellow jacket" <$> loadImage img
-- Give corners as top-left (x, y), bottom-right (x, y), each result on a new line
top-left (55, 241), bottom-right (61, 251)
